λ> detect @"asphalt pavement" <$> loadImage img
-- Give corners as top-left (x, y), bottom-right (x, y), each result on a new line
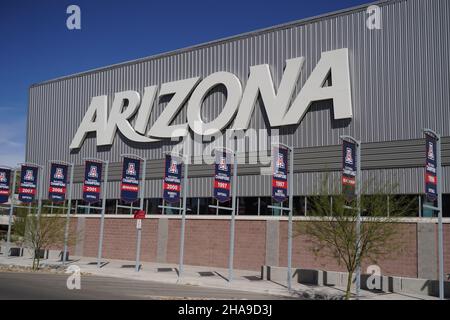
top-left (0, 271), bottom-right (298, 300)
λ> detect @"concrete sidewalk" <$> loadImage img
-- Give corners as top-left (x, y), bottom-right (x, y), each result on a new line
top-left (0, 253), bottom-right (439, 300)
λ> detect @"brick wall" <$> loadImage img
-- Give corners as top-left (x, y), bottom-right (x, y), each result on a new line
top-left (47, 217), bottom-right (78, 254)
top-left (82, 218), bottom-right (158, 261)
top-left (164, 219), bottom-right (266, 270)
top-left (279, 221), bottom-right (418, 277)
top-left (67, 216), bottom-right (448, 278)
top-left (441, 224), bottom-right (450, 277)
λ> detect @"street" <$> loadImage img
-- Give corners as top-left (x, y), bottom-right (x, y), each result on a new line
top-left (0, 272), bottom-right (297, 300)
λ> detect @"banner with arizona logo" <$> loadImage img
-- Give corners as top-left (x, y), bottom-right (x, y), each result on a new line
top-left (120, 157), bottom-right (141, 203)
top-left (213, 150), bottom-right (232, 203)
top-left (0, 168), bottom-right (11, 204)
top-left (425, 134), bottom-right (438, 202)
top-left (342, 140), bottom-right (357, 201)
top-left (83, 161), bottom-right (102, 203)
top-left (272, 145), bottom-right (288, 203)
top-left (19, 165), bottom-right (38, 203)
top-left (48, 163), bottom-right (68, 203)
top-left (163, 154), bottom-right (182, 203)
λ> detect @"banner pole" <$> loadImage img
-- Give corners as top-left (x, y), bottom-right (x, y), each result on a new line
top-left (97, 160), bottom-right (109, 268)
top-left (436, 134), bottom-right (444, 300)
top-left (340, 135), bottom-right (362, 299)
top-left (37, 166), bottom-right (44, 217)
top-left (63, 163), bottom-right (74, 265)
top-left (287, 146), bottom-right (294, 292)
top-left (228, 149), bottom-right (237, 283)
top-left (135, 158), bottom-right (146, 272)
top-left (6, 169), bottom-right (17, 257)
top-left (356, 140), bottom-right (361, 299)
top-left (178, 156), bottom-right (188, 281)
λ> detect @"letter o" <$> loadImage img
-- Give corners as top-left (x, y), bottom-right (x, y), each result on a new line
top-left (187, 72), bottom-right (242, 136)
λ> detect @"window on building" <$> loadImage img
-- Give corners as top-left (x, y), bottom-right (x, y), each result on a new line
top-left (388, 195), bottom-right (418, 217)
top-left (105, 199), bottom-right (116, 215)
top-left (147, 198), bottom-right (162, 215)
top-left (237, 197), bottom-right (258, 215)
top-left (293, 196), bottom-right (306, 216)
top-left (259, 197), bottom-right (272, 216)
top-left (443, 195), bottom-right (450, 217)
top-left (186, 198), bottom-right (199, 215)
top-left (115, 199), bottom-right (139, 215)
top-left (217, 199), bottom-right (232, 215)
top-left (199, 198), bottom-right (215, 215)
top-left (75, 199), bottom-right (103, 214)
top-left (164, 200), bottom-right (182, 215)
top-left (307, 196), bottom-right (330, 216)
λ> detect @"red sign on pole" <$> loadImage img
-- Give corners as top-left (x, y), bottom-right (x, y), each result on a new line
top-left (133, 210), bottom-right (146, 219)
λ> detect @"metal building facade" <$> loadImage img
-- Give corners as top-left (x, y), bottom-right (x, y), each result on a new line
top-left (26, 0), bottom-right (450, 198)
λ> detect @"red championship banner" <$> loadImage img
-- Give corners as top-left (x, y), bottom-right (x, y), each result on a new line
top-left (19, 165), bottom-right (38, 203)
top-left (48, 163), bottom-right (68, 203)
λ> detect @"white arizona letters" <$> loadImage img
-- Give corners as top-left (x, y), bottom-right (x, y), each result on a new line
top-left (69, 49), bottom-right (353, 150)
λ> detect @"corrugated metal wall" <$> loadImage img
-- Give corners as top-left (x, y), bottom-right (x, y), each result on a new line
top-left (27, 0), bottom-right (450, 197)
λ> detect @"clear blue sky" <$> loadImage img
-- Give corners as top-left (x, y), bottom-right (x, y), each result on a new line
top-left (0, 0), bottom-right (371, 166)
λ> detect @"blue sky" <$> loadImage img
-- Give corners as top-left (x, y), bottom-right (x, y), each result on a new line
top-left (0, 0), bottom-right (371, 167)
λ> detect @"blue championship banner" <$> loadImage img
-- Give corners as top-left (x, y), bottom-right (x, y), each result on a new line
top-left (425, 134), bottom-right (438, 202)
top-left (342, 140), bottom-right (357, 201)
top-left (213, 150), bottom-right (231, 203)
top-left (19, 165), bottom-right (38, 203)
top-left (83, 161), bottom-right (103, 204)
top-left (0, 168), bottom-right (11, 204)
top-left (120, 157), bottom-right (141, 203)
top-left (272, 146), bottom-right (288, 203)
top-left (48, 163), bottom-right (68, 203)
top-left (163, 154), bottom-right (182, 203)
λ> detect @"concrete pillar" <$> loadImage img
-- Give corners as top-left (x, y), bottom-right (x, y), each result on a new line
top-left (74, 217), bottom-right (85, 257)
top-left (156, 218), bottom-right (169, 263)
top-left (265, 220), bottom-right (279, 266)
top-left (417, 223), bottom-right (437, 279)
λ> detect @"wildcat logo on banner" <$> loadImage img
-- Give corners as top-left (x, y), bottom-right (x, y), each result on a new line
top-left (163, 154), bottom-right (182, 203)
top-left (272, 146), bottom-right (288, 203)
top-left (48, 163), bottom-right (68, 203)
top-left (342, 140), bottom-right (357, 201)
top-left (425, 134), bottom-right (438, 202)
top-left (214, 151), bottom-right (232, 203)
top-left (19, 165), bottom-right (38, 203)
top-left (120, 157), bottom-right (141, 203)
top-left (0, 168), bottom-right (11, 204)
top-left (83, 161), bottom-right (102, 203)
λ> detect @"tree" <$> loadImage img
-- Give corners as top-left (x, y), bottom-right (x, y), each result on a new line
top-left (12, 204), bottom-right (75, 270)
top-left (296, 177), bottom-right (416, 300)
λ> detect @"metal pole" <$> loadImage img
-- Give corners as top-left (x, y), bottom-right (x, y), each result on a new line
top-left (424, 129), bottom-right (444, 300)
top-left (178, 156), bottom-right (188, 280)
top-left (418, 196), bottom-right (422, 218)
top-left (135, 158), bottom-right (146, 272)
top-left (387, 195), bottom-right (390, 217)
top-left (436, 135), bottom-right (444, 300)
top-left (6, 169), bottom-right (17, 256)
top-left (287, 147), bottom-right (294, 292)
top-left (341, 135), bottom-right (362, 299)
top-left (228, 149), bottom-right (237, 282)
top-left (37, 166), bottom-right (44, 216)
top-left (97, 161), bottom-right (109, 268)
top-left (356, 140), bottom-right (362, 299)
top-left (304, 196), bottom-right (307, 216)
top-left (257, 197), bottom-right (261, 216)
top-left (63, 163), bottom-right (74, 265)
